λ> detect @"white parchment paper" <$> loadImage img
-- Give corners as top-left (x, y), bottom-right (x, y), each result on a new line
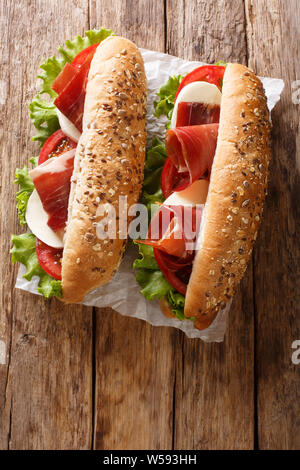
top-left (15, 49), bottom-right (284, 341)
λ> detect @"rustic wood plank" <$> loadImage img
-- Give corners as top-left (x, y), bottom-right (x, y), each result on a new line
top-left (89, 0), bottom-right (176, 450)
top-left (245, 0), bottom-right (300, 450)
top-left (167, 0), bottom-right (255, 449)
top-left (0, 0), bottom-right (93, 450)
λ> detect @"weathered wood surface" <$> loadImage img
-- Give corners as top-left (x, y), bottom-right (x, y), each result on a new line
top-left (245, 0), bottom-right (300, 450)
top-left (0, 0), bottom-right (93, 450)
top-left (0, 0), bottom-right (299, 450)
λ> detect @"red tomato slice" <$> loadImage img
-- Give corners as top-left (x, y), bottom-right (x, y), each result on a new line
top-left (38, 130), bottom-right (76, 165)
top-left (154, 248), bottom-right (188, 295)
top-left (71, 43), bottom-right (99, 68)
top-left (35, 238), bottom-right (63, 280)
top-left (175, 65), bottom-right (225, 101)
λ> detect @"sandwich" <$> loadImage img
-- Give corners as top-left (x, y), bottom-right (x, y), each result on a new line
top-left (133, 62), bottom-right (271, 330)
top-left (11, 29), bottom-right (147, 302)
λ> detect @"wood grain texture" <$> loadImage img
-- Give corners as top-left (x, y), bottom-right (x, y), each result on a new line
top-left (245, 0), bottom-right (300, 450)
top-left (1, 0), bottom-right (299, 451)
top-left (167, 0), bottom-right (255, 449)
top-left (0, 0), bottom-right (93, 450)
top-left (89, 0), bottom-right (176, 450)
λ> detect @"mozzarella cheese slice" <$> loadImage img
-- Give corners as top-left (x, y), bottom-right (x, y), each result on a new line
top-left (170, 81), bottom-right (222, 128)
top-left (164, 179), bottom-right (209, 206)
top-left (56, 108), bottom-right (81, 142)
top-left (26, 189), bottom-right (64, 248)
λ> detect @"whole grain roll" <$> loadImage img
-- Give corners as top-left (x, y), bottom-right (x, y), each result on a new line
top-left (62, 36), bottom-right (147, 303)
top-left (184, 63), bottom-right (271, 329)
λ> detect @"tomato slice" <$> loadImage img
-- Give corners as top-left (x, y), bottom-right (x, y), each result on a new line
top-left (175, 65), bottom-right (225, 101)
top-left (71, 43), bottom-right (99, 68)
top-left (35, 238), bottom-right (63, 280)
top-left (154, 248), bottom-right (189, 295)
top-left (38, 130), bottom-right (76, 165)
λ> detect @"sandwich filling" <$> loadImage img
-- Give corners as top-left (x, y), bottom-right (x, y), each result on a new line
top-left (133, 64), bottom-right (225, 320)
top-left (11, 29), bottom-right (114, 297)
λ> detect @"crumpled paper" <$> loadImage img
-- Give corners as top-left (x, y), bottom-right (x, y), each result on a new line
top-left (15, 48), bottom-right (284, 341)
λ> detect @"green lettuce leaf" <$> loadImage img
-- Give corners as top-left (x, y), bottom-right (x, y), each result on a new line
top-left (30, 28), bottom-right (114, 144)
top-left (167, 289), bottom-right (191, 321)
top-left (142, 137), bottom-right (167, 212)
top-left (29, 155), bottom-right (39, 167)
top-left (133, 243), bottom-right (192, 321)
top-left (154, 74), bottom-right (183, 128)
top-left (133, 243), bottom-right (159, 270)
top-left (136, 268), bottom-right (172, 301)
top-left (29, 96), bottom-right (60, 145)
top-left (14, 166), bottom-right (34, 225)
top-left (11, 233), bottom-right (62, 298)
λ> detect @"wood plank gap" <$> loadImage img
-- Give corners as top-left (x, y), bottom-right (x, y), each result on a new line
top-left (7, 396), bottom-right (12, 450)
top-left (243, 0), bottom-right (249, 63)
top-left (171, 367), bottom-right (176, 450)
top-left (164, 0), bottom-right (168, 53)
top-left (91, 308), bottom-right (97, 450)
top-left (244, 0), bottom-right (257, 449)
top-left (252, 260), bottom-right (258, 450)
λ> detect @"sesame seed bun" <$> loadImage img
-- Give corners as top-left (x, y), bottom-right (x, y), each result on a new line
top-left (61, 36), bottom-right (147, 303)
top-left (184, 63), bottom-right (271, 329)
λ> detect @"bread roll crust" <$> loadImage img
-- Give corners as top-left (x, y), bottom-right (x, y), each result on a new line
top-left (184, 63), bottom-right (271, 328)
top-left (62, 36), bottom-right (147, 303)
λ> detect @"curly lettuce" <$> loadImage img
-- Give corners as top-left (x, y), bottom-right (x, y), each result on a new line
top-left (11, 233), bottom-right (62, 298)
top-left (133, 243), bottom-right (190, 321)
top-left (154, 75), bottom-right (183, 128)
top-left (14, 166), bottom-right (34, 225)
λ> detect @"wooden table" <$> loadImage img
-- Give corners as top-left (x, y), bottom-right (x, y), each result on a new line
top-left (0, 0), bottom-right (299, 450)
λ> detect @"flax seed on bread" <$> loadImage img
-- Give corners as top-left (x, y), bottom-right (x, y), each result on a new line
top-left (62, 36), bottom-right (147, 303)
top-left (184, 63), bottom-right (271, 329)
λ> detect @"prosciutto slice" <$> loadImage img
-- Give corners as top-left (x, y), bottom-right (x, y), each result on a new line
top-left (176, 102), bottom-right (220, 127)
top-left (136, 204), bottom-right (204, 295)
top-left (165, 123), bottom-right (219, 188)
top-left (137, 204), bottom-right (203, 258)
top-left (54, 50), bottom-right (95, 132)
top-left (30, 149), bottom-right (75, 232)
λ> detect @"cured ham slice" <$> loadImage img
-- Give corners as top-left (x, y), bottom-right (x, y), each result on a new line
top-left (30, 149), bottom-right (75, 232)
top-left (54, 50), bottom-right (95, 132)
top-left (138, 206), bottom-right (187, 258)
top-left (165, 123), bottom-right (219, 189)
top-left (176, 102), bottom-right (220, 127)
top-left (137, 204), bottom-right (204, 295)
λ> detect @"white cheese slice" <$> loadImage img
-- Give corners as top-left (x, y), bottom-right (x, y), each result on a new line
top-left (164, 179), bottom-right (209, 206)
top-left (25, 189), bottom-right (64, 248)
top-left (56, 108), bottom-right (81, 142)
top-left (170, 81), bottom-right (222, 128)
